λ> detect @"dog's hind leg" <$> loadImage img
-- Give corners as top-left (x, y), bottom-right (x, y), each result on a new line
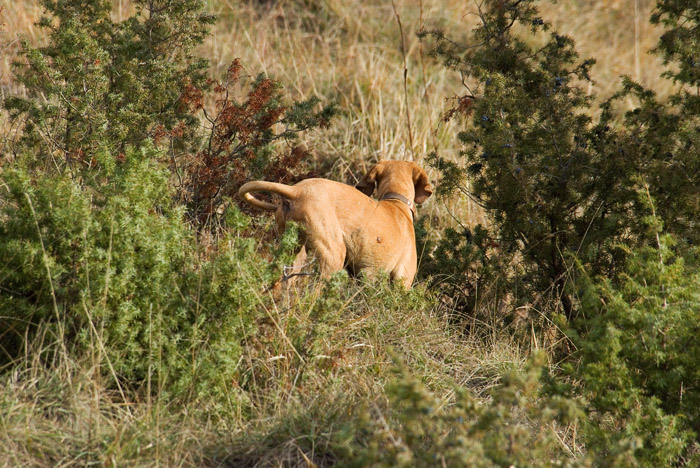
top-left (306, 236), bottom-right (346, 280)
top-left (391, 262), bottom-right (416, 289)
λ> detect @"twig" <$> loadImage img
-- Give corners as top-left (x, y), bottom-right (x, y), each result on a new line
top-left (248, 287), bottom-right (306, 364)
top-left (24, 193), bottom-right (62, 336)
top-left (82, 299), bottom-right (130, 407)
top-left (418, 0), bottom-right (437, 153)
top-left (391, 0), bottom-right (415, 158)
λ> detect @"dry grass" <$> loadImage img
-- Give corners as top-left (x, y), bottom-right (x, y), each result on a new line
top-left (549, 0), bottom-right (671, 101)
top-left (0, 354), bottom-right (218, 467)
top-left (192, 280), bottom-right (526, 466)
top-left (0, 278), bottom-right (521, 467)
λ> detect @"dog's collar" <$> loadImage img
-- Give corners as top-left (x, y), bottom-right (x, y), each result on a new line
top-left (380, 192), bottom-right (416, 220)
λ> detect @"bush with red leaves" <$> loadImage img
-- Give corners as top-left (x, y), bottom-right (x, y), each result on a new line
top-left (175, 59), bottom-right (336, 225)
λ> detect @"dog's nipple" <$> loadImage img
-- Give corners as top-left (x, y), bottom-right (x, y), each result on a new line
top-left (377, 237), bottom-right (382, 243)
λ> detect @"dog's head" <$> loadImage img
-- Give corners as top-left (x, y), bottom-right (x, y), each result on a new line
top-left (356, 160), bottom-right (433, 204)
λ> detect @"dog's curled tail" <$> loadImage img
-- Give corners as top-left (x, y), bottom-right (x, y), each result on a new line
top-left (238, 181), bottom-right (298, 211)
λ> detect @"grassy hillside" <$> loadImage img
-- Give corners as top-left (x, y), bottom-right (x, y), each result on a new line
top-left (1, 0), bottom-right (697, 466)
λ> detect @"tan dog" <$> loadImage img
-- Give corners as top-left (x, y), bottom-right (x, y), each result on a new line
top-left (238, 160), bottom-right (433, 288)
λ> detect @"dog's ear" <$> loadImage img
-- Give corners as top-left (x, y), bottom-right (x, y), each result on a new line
top-left (356, 163), bottom-right (384, 197)
top-left (412, 166), bottom-right (433, 205)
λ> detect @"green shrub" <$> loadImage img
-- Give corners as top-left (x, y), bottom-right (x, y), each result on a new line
top-left (652, 0), bottom-right (700, 90)
top-left (1, 146), bottom-right (181, 372)
top-left (600, 0), bottom-right (700, 244)
top-left (1, 0), bottom-right (206, 224)
top-left (559, 235), bottom-right (700, 466)
top-left (420, 0), bottom-right (700, 321)
top-left (419, 0), bottom-right (604, 319)
top-left (0, 0), bottom-right (338, 410)
top-left (4, 0), bottom-right (213, 169)
top-left (338, 352), bottom-right (584, 467)
top-left (416, 219), bottom-right (508, 327)
top-left (0, 145), bottom-right (296, 409)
